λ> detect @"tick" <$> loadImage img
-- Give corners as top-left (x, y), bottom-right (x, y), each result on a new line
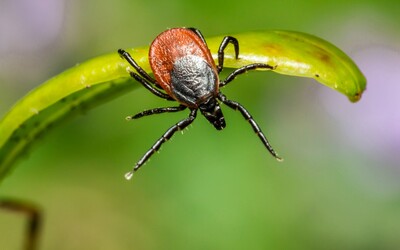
top-left (119, 27), bottom-right (282, 179)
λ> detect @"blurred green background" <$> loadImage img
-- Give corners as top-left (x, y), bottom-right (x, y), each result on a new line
top-left (1, 0), bottom-right (399, 249)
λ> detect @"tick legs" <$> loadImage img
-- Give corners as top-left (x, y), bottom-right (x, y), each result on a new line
top-left (187, 27), bottom-right (208, 45)
top-left (0, 198), bottom-right (41, 250)
top-left (118, 49), bottom-right (173, 100)
top-left (217, 36), bottom-right (239, 73)
top-left (220, 63), bottom-right (275, 88)
top-left (218, 93), bottom-right (282, 161)
top-left (126, 105), bottom-right (187, 120)
top-left (125, 109), bottom-right (198, 180)
top-left (118, 49), bottom-right (157, 85)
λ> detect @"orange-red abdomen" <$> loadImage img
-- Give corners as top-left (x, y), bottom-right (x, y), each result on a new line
top-left (149, 28), bottom-right (219, 108)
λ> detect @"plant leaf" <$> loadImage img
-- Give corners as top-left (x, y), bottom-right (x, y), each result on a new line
top-left (0, 30), bottom-right (366, 180)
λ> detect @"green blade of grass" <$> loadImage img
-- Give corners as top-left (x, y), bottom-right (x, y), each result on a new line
top-left (0, 30), bottom-right (366, 180)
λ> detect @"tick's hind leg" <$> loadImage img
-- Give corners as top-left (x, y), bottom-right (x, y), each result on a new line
top-left (125, 109), bottom-right (198, 180)
top-left (127, 71), bottom-right (174, 100)
top-left (118, 49), bottom-right (156, 84)
top-left (119, 49), bottom-right (173, 99)
top-left (118, 49), bottom-right (165, 91)
top-left (218, 93), bottom-right (282, 161)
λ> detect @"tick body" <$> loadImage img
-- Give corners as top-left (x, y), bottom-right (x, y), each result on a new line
top-left (119, 27), bottom-right (281, 179)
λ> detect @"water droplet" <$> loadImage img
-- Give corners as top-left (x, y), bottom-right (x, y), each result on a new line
top-left (30, 108), bottom-right (39, 115)
top-left (125, 171), bottom-right (134, 180)
top-left (80, 75), bottom-right (87, 84)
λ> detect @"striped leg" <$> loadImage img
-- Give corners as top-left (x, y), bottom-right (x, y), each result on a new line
top-left (217, 36), bottom-right (239, 73)
top-left (125, 109), bottom-right (197, 179)
top-left (218, 93), bottom-right (282, 161)
top-left (126, 105), bottom-right (186, 120)
top-left (219, 63), bottom-right (275, 88)
top-left (118, 49), bottom-right (168, 94)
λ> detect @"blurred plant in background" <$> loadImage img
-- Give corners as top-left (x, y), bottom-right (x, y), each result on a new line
top-left (0, 0), bottom-right (399, 249)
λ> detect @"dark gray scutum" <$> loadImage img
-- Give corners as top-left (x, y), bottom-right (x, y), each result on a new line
top-left (170, 55), bottom-right (218, 107)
